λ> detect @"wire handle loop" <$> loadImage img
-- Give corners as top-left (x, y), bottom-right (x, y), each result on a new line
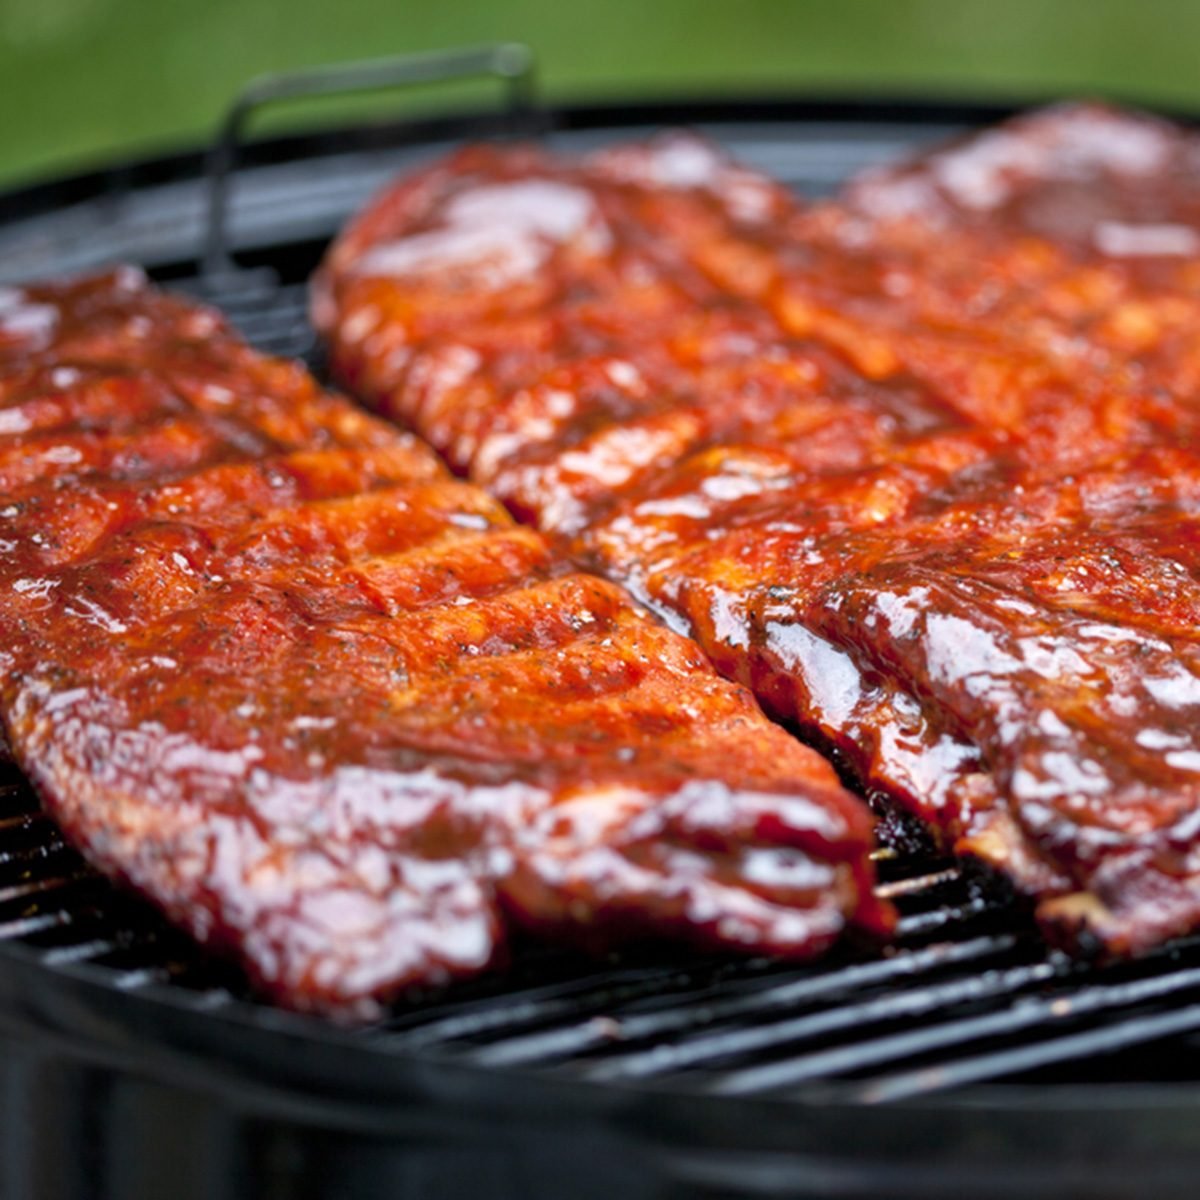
top-left (203, 42), bottom-right (537, 276)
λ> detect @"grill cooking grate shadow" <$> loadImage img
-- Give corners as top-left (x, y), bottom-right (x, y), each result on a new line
top-left (4, 243), bottom-right (1200, 1106)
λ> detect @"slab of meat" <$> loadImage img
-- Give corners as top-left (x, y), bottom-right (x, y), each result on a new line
top-left (314, 108), bottom-right (1200, 959)
top-left (0, 269), bottom-right (888, 1017)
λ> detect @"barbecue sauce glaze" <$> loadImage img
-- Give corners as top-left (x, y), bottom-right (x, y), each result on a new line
top-left (0, 270), bottom-right (889, 1017)
top-left (317, 104), bottom-right (1200, 958)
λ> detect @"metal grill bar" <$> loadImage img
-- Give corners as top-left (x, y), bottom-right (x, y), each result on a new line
top-left (710, 958), bottom-right (1200, 1095)
top-left (0, 912), bottom-right (74, 941)
top-left (583, 957), bottom-right (1063, 1084)
top-left (456, 935), bottom-right (1023, 1068)
top-left (859, 1003), bottom-right (1200, 1102)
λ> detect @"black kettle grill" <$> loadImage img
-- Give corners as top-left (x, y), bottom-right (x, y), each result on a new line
top-left (2, 45), bottom-right (1199, 1200)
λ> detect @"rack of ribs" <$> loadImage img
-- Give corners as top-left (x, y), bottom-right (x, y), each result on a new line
top-left (315, 105), bottom-right (1200, 959)
top-left (0, 269), bottom-right (888, 1017)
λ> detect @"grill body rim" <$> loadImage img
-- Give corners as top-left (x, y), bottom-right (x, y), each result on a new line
top-left (7, 935), bottom-right (1200, 1200)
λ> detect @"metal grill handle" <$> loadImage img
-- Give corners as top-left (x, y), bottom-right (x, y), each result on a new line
top-left (203, 42), bottom-right (538, 276)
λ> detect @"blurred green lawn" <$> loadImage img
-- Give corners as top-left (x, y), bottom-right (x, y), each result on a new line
top-left (3, 0), bottom-right (1200, 184)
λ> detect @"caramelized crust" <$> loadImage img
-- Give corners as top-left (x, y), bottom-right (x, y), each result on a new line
top-left (316, 108), bottom-right (1200, 959)
top-left (0, 270), bottom-right (888, 1017)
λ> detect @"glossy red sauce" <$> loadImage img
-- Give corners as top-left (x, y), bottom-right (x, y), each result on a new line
top-left (317, 105), bottom-right (1200, 958)
top-left (0, 270), bottom-right (887, 1017)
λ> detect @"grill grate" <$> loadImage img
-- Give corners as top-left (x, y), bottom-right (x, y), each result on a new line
top-left (5, 118), bottom-right (1200, 1115)
top-left (8, 258), bottom-right (1200, 1111)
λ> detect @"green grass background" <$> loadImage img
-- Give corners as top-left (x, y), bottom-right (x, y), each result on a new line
top-left (3, 0), bottom-right (1200, 184)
